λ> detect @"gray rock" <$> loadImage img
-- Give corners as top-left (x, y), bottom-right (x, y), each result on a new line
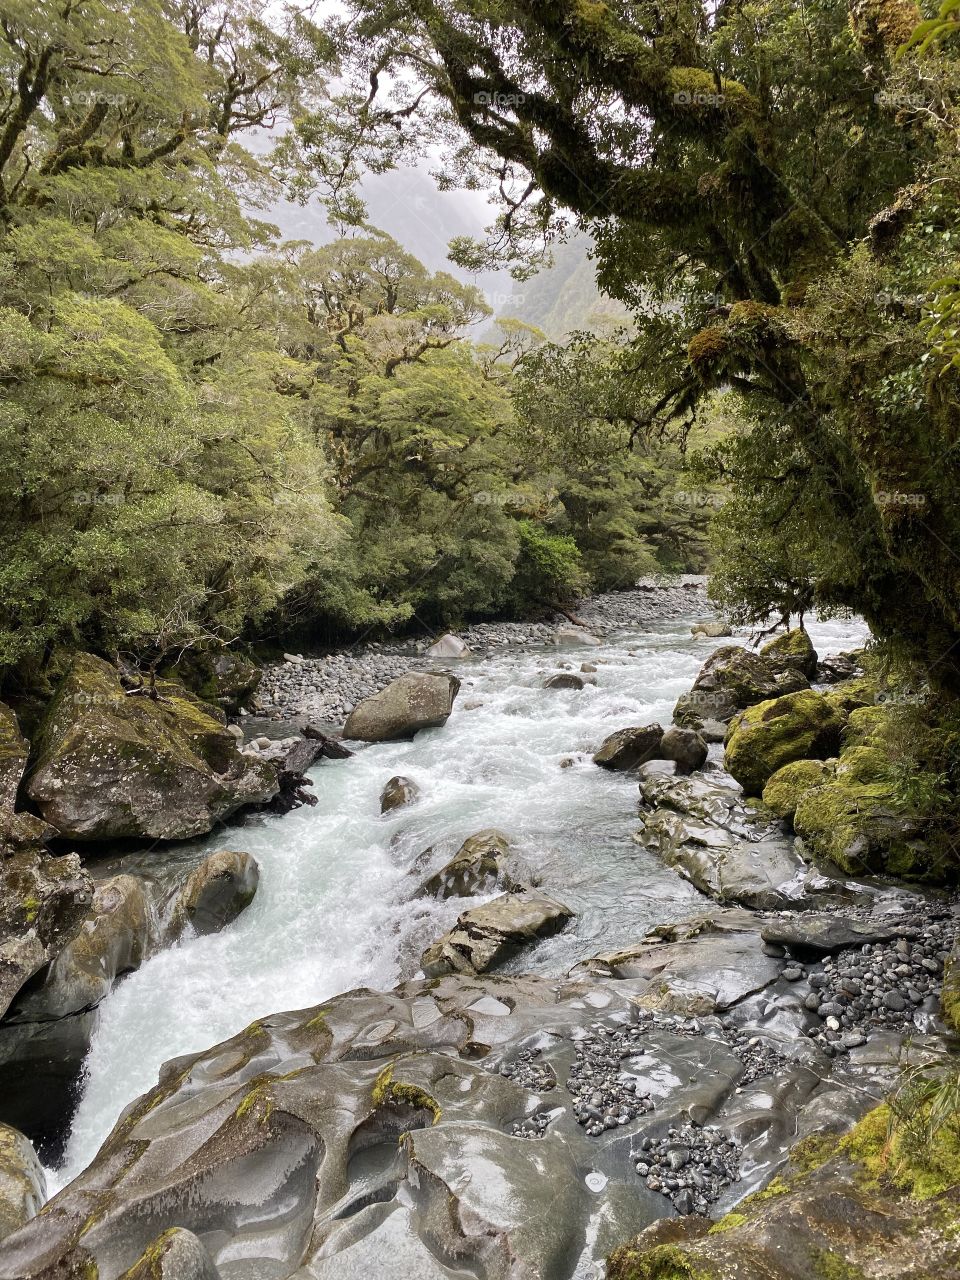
top-left (421, 892), bottom-right (574, 976)
top-left (556, 627), bottom-right (601, 646)
top-left (380, 775), bottom-right (421, 813)
top-left (544, 673), bottom-right (584, 690)
top-left (673, 645), bottom-right (809, 729)
top-left (760, 917), bottom-right (900, 956)
top-left (0, 1124), bottom-right (44, 1243)
top-left (120, 1227), bottom-right (221, 1279)
top-left (594, 725), bottom-right (664, 771)
top-left (657, 727), bottom-right (708, 775)
top-left (168, 850), bottom-right (259, 940)
top-left (418, 830), bottom-right (535, 899)
top-left (344, 673), bottom-right (460, 742)
top-left (25, 654), bottom-right (278, 841)
top-left (425, 634), bottom-right (470, 658)
top-left (691, 621), bottom-right (732, 638)
top-left (0, 704), bottom-right (28, 812)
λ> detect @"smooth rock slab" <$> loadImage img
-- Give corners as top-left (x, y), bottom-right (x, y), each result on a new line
top-left (421, 892), bottom-right (574, 976)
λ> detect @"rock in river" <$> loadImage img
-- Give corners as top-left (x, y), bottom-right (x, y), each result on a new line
top-left (657, 726), bottom-right (708, 775)
top-left (417, 829), bottom-right (535, 898)
top-left (421, 891), bottom-right (574, 975)
top-left (344, 672), bottom-right (460, 742)
top-left (25, 653), bottom-right (278, 841)
top-left (724, 689), bottom-right (845, 796)
top-left (167, 850), bottom-right (260, 939)
top-left (673, 644), bottom-right (808, 729)
top-left (380, 775), bottom-right (421, 813)
top-left (594, 724), bottom-right (664, 771)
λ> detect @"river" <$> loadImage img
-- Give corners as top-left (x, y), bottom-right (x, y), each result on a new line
top-left (49, 612), bottom-right (868, 1192)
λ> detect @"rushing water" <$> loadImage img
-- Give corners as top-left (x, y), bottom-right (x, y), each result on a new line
top-left (49, 612), bottom-right (868, 1192)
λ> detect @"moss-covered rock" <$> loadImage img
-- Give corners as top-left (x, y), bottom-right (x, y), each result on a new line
top-left (760, 628), bottom-right (818, 679)
top-left (724, 690), bottom-right (845, 796)
top-left (119, 1227), bottom-right (219, 1279)
top-left (674, 645), bottom-right (808, 729)
top-left (171, 649), bottom-right (262, 716)
top-left (940, 936), bottom-right (960, 1034)
top-left (25, 653), bottom-right (278, 841)
top-left (822, 676), bottom-right (879, 716)
top-left (842, 704), bottom-right (893, 750)
top-left (761, 759), bottom-right (835, 821)
top-left (167, 850), bottom-right (259, 939)
top-left (793, 777), bottom-right (923, 875)
top-left (0, 704), bottom-right (28, 813)
top-left (0, 1123), bottom-right (44, 1243)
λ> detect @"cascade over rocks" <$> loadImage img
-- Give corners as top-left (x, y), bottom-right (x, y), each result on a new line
top-left (344, 672), bottom-right (460, 741)
top-left (25, 654), bottom-right (278, 841)
top-left (417, 829), bottom-right (536, 898)
top-left (421, 891), bottom-right (574, 975)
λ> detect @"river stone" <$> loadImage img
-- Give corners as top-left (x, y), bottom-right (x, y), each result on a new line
top-left (418, 829), bottom-right (535, 898)
top-left (760, 915), bottom-right (900, 957)
top-left (168, 850), bottom-right (260, 939)
top-left (0, 1124), bottom-right (44, 1243)
top-left (421, 892), bottom-right (574, 976)
top-left (556, 627), bottom-right (601, 646)
top-left (425, 633), bottom-right (470, 658)
top-left (691, 620), bottom-right (732, 637)
top-left (544, 673), bottom-right (584, 690)
top-left (724, 689), bottom-right (845, 796)
top-left (0, 970), bottom-right (883, 1280)
top-left (25, 653), bottom-right (278, 841)
top-left (380, 775), bottom-right (420, 813)
top-left (594, 724), bottom-right (664, 771)
top-left (344, 673), bottom-right (460, 742)
top-left (657, 726), bottom-right (707, 775)
top-left (673, 645), bottom-right (809, 729)
top-left (760, 628), bottom-right (819, 679)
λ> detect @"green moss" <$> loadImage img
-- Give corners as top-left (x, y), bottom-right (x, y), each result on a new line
top-left (823, 677), bottom-right (878, 716)
top-left (836, 745), bottom-right (888, 784)
top-left (708, 1211), bottom-right (747, 1233)
top-left (371, 1062), bottom-right (441, 1123)
top-left (793, 776), bottom-right (911, 873)
top-left (304, 1009), bottom-right (328, 1030)
top-left (724, 689), bottom-right (844, 795)
top-left (843, 1102), bottom-right (960, 1200)
top-left (760, 628), bottom-right (817, 677)
top-left (234, 1081), bottom-right (273, 1124)
top-left (762, 758), bottom-right (834, 820)
top-left (21, 893), bottom-right (40, 923)
top-left (607, 1242), bottom-right (713, 1280)
top-left (941, 944), bottom-right (960, 1033)
top-left (790, 1133), bottom-right (839, 1174)
top-left (810, 1249), bottom-right (867, 1280)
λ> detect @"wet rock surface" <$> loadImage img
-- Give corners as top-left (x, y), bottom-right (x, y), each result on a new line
top-left (0, 956), bottom-right (913, 1280)
top-left (416, 829), bottom-right (536, 899)
top-left (0, 1124), bottom-right (44, 1243)
top-left (421, 890), bottom-right (574, 975)
top-left (344, 672), bottom-right (461, 742)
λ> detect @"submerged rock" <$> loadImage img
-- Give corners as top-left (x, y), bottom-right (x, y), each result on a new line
top-left (25, 654), bottom-right (278, 841)
top-left (167, 850), bottom-right (260, 939)
top-left (0, 1124), bottom-right (44, 1243)
top-left (724, 689), bottom-right (845, 796)
top-left (380, 775), bottom-right (421, 813)
top-left (594, 724), bottom-right (664, 771)
top-left (421, 891), bottom-right (574, 975)
top-left (344, 672), bottom-right (460, 742)
top-left (544, 672), bottom-right (584, 690)
top-left (417, 829), bottom-right (535, 898)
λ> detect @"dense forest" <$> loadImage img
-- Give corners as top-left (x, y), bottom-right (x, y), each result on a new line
top-left (2, 3), bottom-right (960, 1278)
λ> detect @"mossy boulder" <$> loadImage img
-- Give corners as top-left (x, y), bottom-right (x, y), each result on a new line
top-left (25, 653), bottom-right (278, 841)
top-left (760, 628), bottom-right (818, 679)
top-left (793, 778), bottom-right (923, 875)
top-left (822, 676), bottom-right (879, 716)
top-left (674, 645), bottom-right (808, 729)
top-left (724, 690), bottom-right (845, 796)
top-left (171, 649), bottom-right (262, 715)
top-left (842, 704), bottom-right (893, 750)
top-left (761, 759), bottom-right (835, 821)
top-left (939, 936), bottom-right (960, 1033)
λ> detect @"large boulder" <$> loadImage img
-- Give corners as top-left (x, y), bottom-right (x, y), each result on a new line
top-left (344, 673), bottom-right (460, 742)
top-left (173, 649), bottom-right (262, 715)
top-left (167, 850), bottom-right (260, 939)
top-left (760, 628), bottom-right (818, 679)
top-left (724, 689), bottom-right (845, 796)
top-left (793, 779), bottom-right (924, 876)
top-left (25, 654), bottom-right (278, 841)
top-left (0, 1124), bottom-right (44, 1243)
top-left (421, 892), bottom-right (573, 976)
top-left (418, 830), bottom-right (535, 898)
top-left (761, 759), bottom-right (835, 822)
top-left (594, 724), bottom-right (664, 771)
top-left (674, 645), bottom-right (808, 729)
